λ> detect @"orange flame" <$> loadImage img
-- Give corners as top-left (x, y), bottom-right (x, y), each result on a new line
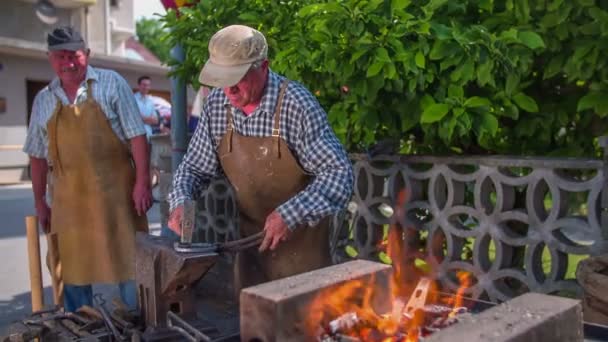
top-left (305, 189), bottom-right (473, 340)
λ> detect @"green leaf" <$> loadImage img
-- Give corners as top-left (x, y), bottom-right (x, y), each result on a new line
top-left (350, 48), bottom-right (369, 63)
top-left (465, 96), bottom-right (492, 108)
top-left (577, 92), bottom-right (608, 116)
top-left (479, 0), bottom-right (494, 12)
top-left (543, 55), bottom-right (564, 79)
top-left (577, 94), bottom-right (597, 111)
top-left (477, 61), bottom-right (493, 86)
top-left (375, 47), bottom-right (391, 62)
top-left (513, 93), bottom-right (539, 112)
top-left (385, 62), bottom-right (397, 79)
top-left (431, 23), bottom-right (452, 40)
top-left (515, 0), bottom-right (531, 22)
top-left (478, 113), bottom-right (499, 136)
top-left (547, 0), bottom-right (564, 11)
top-left (367, 61), bottom-right (385, 77)
top-left (499, 28), bottom-right (519, 42)
top-left (451, 60), bottom-right (474, 82)
top-left (391, 0), bottom-right (412, 10)
top-left (448, 85), bottom-right (464, 100)
top-left (420, 94), bottom-right (436, 109)
top-left (421, 104), bottom-right (450, 123)
top-left (577, 0), bottom-right (595, 5)
top-left (506, 74), bottom-right (520, 95)
top-left (518, 31), bottom-right (545, 49)
top-left (415, 51), bottom-right (426, 69)
top-left (429, 40), bottom-right (457, 60)
top-left (453, 107), bottom-right (465, 117)
top-left (439, 115), bottom-right (458, 143)
top-left (440, 54), bottom-right (463, 71)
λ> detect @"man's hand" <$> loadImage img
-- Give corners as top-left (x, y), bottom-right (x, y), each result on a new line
top-left (259, 211), bottom-right (291, 252)
top-left (35, 202), bottom-right (51, 234)
top-left (168, 205), bottom-right (183, 236)
top-left (132, 180), bottom-right (152, 216)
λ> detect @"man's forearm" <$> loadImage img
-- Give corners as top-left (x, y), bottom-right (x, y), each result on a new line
top-left (30, 157), bottom-right (48, 205)
top-left (142, 116), bottom-right (159, 125)
top-left (130, 135), bottom-right (150, 183)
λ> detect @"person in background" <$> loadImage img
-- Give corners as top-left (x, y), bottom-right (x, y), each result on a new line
top-left (23, 26), bottom-right (151, 312)
top-left (134, 75), bottom-right (159, 140)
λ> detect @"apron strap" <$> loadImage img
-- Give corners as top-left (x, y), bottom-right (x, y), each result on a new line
top-left (225, 106), bottom-right (235, 152)
top-left (272, 80), bottom-right (290, 158)
top-left (50, 96), bottom-right (64, 175)
top-left (86, 79), bottom-right (94, 98)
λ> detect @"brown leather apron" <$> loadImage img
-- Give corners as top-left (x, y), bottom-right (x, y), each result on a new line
top-left (217, 81), bottom-right (332, 293)
top-left (46, 81), bottom-right (148, 285)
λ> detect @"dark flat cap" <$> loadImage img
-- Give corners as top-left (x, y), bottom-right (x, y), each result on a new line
top-left (47, 26), bottom-right (86, 51)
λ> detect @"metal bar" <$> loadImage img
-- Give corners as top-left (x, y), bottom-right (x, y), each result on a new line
top-left (95, 299), bottom-right (126, 341)
top-left (166, 311), bottom-right (211, 342)
top-left (600, 136), bottom-right (608, 244)
top-left (181, 199), bottom-right (196, 244)
top-left (170, 43), bottom-right (188, 173)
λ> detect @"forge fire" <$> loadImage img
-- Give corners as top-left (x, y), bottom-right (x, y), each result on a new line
top-left (310, 274), bottom-right (472, 342)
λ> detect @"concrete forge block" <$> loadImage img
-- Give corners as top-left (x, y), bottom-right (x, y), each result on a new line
top-left (426, 292), bottom-right (583, 342)
top-left (240, 260), bottom-right (392, 342)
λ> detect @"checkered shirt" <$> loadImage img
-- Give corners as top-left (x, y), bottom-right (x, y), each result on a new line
top-left (23, 66), bottom-right (146, 159)
top-left (169, 71), bottom-right (354, 230)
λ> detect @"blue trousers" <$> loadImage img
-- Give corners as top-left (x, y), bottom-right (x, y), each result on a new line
top-left (63, 280), bottom-right (137, 312)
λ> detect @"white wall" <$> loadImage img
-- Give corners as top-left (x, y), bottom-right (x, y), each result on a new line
top-left (0, 1), bottom-right (74, 44)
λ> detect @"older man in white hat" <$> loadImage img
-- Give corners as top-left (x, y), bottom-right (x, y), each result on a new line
top-left (168, 25), bottom-right (354, 294)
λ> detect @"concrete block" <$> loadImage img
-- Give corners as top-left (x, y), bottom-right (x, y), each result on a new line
top-left (240, 260), bottom-right (392, 342)
top-left (426, 292), bottom-right (583, 342)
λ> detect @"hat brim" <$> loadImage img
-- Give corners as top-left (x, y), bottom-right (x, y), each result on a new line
top-left (48, 42), bottom-right (86, 52)
top-left (199, 60), bottom-right (251, 88)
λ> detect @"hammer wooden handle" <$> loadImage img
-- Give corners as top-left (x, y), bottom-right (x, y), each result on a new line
top-left (25, 216), bottom-right (44, 312)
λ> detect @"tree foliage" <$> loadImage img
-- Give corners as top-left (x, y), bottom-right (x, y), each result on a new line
top-left (136, 17), bottom-right (172, 64)
top-left (162, 0), bottom-right (608, 156)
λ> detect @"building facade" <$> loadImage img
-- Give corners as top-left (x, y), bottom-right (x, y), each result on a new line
top-left (0, 0), bottom-right (175, 183)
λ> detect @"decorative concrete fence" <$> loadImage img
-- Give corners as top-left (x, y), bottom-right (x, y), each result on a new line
top-left (151, 135), bottom-right (608, 302)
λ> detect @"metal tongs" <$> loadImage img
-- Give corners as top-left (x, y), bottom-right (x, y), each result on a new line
top-left (173, 231), bottom-right (264, 254)
top-left (173, 200), bottom-right (264, 254)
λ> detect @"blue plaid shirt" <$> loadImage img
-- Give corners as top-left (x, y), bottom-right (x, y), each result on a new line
top-left (169, 71), bottom-right (353, 230)
top-left (23, 66), bottom-right (146, 159)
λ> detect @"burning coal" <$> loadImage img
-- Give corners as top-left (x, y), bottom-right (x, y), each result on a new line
top-left (307, 189), bottom-right (474, 341)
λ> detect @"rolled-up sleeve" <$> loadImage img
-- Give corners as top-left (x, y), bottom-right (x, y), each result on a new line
top-left (23, 93), bottom-right (49, 159)
top-left (111, 72), bottom-right (146, 139)
top-left (168, 103), bottom-right (221, 211)
top-left (276, 103), bottom-right (354, 230)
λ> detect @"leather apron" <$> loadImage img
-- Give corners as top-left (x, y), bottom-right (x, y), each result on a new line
top-left (46, 81), bottom-right (148, 285)
top-left (217, 81), bottom-right (332, 293)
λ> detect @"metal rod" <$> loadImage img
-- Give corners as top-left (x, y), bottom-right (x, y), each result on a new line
top-left (166, 311), bottom-right (211, 342)
top-left (95, 299), bottom-right (126, 341)
top-left (170, 43), bottom-right (188, 172)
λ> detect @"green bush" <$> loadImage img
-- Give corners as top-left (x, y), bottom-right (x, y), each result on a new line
top-left (162, 0), bottom-right (608, 156)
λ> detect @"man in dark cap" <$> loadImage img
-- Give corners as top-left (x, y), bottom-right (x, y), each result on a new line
top-left (23, 26), bottom-right (152, 312)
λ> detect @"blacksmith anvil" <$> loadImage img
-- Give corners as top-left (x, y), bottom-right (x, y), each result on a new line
top-left (135, 232), bottom-right (217, 340)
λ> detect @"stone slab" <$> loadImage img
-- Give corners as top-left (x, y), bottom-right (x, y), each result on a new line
top-left (426, 292), bottom-right (583, 342)
top-left (240, 260), bottom-right (392, 342)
